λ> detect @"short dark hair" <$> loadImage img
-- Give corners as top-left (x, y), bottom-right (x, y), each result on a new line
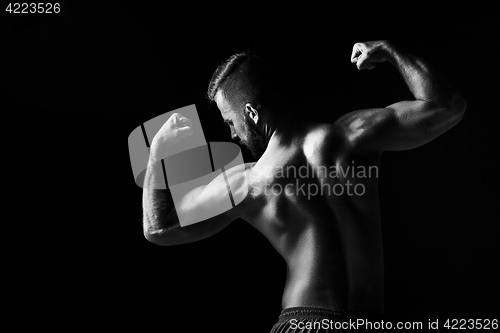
top-left (206, 51), bottom-right (283, 109)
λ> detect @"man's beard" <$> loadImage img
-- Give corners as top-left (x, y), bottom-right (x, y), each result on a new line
top-left (241, 119), bottom-right (267, 160)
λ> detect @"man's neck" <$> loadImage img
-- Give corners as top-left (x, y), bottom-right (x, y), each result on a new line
top-left (266, 118), bottom-right (302, 148)
top-left (264, 102), bottom-right (300, 142)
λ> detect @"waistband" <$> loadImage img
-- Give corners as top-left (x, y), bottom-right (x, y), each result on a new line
top-left (277, 307), bottom-right (379, 323)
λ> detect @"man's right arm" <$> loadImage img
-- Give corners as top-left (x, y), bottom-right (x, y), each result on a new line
top-left (142, 113), bottom-right (243, 246)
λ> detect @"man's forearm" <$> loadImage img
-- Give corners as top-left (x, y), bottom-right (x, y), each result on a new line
top-left (142, 156), bottom-right (176, 236)
top-left (384, 41), bottom-right (465, 108)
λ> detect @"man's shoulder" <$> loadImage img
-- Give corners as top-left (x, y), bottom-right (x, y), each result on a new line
top-left (302, 121), bottom-right (378, 167)
top-left (302, 122), bottom-right (345, 155)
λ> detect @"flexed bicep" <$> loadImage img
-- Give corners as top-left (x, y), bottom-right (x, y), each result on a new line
top-left (341, 40), bottom-right (466, 152)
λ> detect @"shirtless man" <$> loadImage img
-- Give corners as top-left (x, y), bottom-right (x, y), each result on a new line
top-left (142, 40), bottom-right (466, 332)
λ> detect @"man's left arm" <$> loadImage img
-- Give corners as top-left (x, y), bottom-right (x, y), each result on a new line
top-left (336, 40), bottom-right (466, 152)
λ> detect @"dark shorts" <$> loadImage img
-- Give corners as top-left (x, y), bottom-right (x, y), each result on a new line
top-left (270, 307), bottom-right (378, 333)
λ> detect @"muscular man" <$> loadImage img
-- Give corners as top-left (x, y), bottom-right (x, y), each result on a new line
top-left (142, 40), bottom-right (466, 332)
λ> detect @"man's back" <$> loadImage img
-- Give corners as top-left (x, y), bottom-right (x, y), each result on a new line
top-left (242, 122), bottom-right (384, 315)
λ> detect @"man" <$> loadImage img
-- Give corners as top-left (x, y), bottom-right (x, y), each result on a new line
top-left (142, 40), bottom-right (466, 332)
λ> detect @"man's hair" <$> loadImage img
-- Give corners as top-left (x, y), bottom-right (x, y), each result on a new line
top-left (207, 51), bottom-right (284, 110)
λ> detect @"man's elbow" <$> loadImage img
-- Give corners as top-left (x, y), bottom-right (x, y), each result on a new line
top-left (435, 95), bottom-right (466, 130)
top-left (143, 228), bottom-right (161, 245)
top-left (142, 216), bottom-right (169, 246)
top-left (423, 95), bottom-right (466, 140)
top-left (448, 94), bottom-right (467, 124)
top-left (144, 228), bottom-right (175, 246)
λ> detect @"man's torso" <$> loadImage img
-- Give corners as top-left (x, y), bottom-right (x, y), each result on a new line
top-left (240, 122), bottom-right (385, 315)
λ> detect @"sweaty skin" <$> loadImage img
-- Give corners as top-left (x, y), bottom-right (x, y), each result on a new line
top-left (142, 41), bottom-right (466, 315)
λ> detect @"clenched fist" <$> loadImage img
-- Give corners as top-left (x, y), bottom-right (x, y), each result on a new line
top-left (150, 113), bottom-right (193, 161)
top-left (351, 40), bottom-right (390, 70)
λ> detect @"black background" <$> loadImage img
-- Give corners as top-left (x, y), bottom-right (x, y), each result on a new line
top-left (2, 2), bottom-right (499, 331)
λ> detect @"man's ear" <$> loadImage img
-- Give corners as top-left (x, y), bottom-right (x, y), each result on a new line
top-left (245, 103), bottom-right (259, 124)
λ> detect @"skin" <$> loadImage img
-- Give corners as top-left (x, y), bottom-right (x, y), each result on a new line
top-left (143, 40), bottom-right (466, 315)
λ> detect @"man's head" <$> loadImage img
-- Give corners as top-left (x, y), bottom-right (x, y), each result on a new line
top-left (207, 52), bottom-right (286, 159)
